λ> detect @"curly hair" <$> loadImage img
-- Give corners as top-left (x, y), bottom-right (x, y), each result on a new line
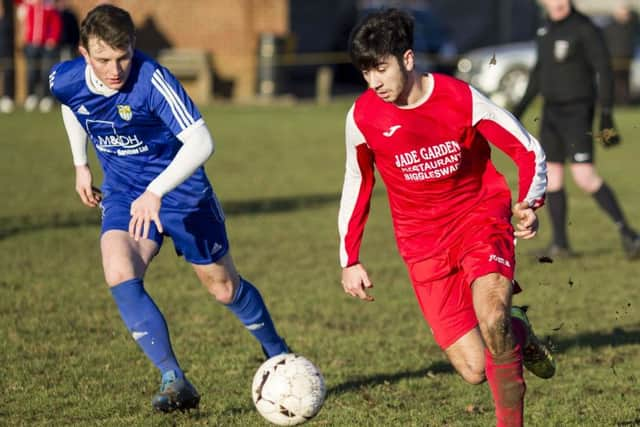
top-left (348, 8), bottom-right (414, 70)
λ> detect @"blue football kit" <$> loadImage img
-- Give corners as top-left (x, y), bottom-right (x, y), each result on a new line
top-left (51, 49), bottom-right (288, 401)
top-left (50, 51), bottom-right (228, 263)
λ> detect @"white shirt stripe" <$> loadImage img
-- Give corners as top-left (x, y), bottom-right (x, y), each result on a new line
top-left (155, 69), bottom-right (194, 125)
top-left (151, 69), bottom-right (194, 130)
top-left (151, 71), bottom-right (189, 129)
top-left (153, 70), bottom-right (194, 126)
top-left (469, 86), bottom-right (547, 206)
top-left (151, 76), bottom-right (186, 129)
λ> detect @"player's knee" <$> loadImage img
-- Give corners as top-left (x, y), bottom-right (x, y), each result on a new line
top-left (104, 270), bottom-right (136, 287)
top-left (479, 309), bottom-right (510, 353)
top-left (575, 177), bottom-right (601, 193)
top-left (448, 346), bottom-right (486, 385)
top-left (206, 277), bottom-right (237, 304)
top-left (458, 367), bottom-right (486, 385)
top-left (572, 167), bottom-right (602, 193)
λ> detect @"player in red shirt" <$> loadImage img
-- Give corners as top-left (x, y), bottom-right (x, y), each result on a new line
top-left (338, 9), bottom-right (555, 427)
top-left (18, 0), bottom-right (62, 112)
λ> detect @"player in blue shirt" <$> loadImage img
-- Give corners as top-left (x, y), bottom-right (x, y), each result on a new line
top-left (50, 4), bottom-right (289, 413)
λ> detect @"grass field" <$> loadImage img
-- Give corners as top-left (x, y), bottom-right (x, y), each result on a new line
top-left (1, 99), bottom-right (639, 426)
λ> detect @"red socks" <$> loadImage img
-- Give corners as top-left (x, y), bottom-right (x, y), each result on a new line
top-left (511, 317), bottom-right (528, 348)
top-left (485, 318), bottom-right (528, 427)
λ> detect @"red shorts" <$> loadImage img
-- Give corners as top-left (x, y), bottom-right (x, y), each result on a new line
top-left (407, 216), bottom-right (517, 350)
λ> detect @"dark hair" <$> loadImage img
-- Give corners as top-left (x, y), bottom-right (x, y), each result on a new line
top-left (80, 4), bottom-right (135, 51)
top-left (349, 8), bottom-right (414, 70)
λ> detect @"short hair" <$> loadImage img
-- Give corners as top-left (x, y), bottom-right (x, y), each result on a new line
top-left (80, 4), bottom-right (135, 51)
top-left (349, 8), bottom-right (414, 70)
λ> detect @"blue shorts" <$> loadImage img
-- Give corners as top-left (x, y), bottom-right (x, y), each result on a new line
top-left (100, 193), bottom-right (229, 265)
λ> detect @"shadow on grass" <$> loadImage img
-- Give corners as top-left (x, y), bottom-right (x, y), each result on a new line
top-left (550, 326), bottom-right (640, 351)
top-left (0, 210), bottom-right (101, 240)
top-left (327, 360), bottom-right (455, 397)
top-left (0, 191), bottom-right (355, 240)
top-left (222, 192), bottom-right (342, 216)
top-left (618, 419), bottom-right (640, 426)
top-left (220, 405), bottom-right (256, 418)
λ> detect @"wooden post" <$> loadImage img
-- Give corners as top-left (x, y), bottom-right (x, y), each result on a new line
top-left (315, 65), bottom-right (333, 105)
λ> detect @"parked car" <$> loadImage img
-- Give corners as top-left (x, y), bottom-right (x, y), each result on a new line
top-left (455, 41), bottom-right (640, 108)
top-left (455, 41), bottom-right (535, 108)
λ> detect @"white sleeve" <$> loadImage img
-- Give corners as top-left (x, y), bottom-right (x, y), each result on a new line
top-left (470, 86), bottom-right (547, 208)
top-left (146, 121), bottom-right (215, 197)
top-left (61, 105), bottom-right (89, 166)
top-left (338, 104), bottom-right (375, 267)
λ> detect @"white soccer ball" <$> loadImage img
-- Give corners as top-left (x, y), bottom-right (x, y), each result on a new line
top-left (252, 353), bottom-right (326, 426)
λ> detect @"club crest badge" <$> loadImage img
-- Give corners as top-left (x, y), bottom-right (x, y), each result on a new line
top-left (554, 40), bottom-right (570, 62)
top-left (117, 104), bottom-right (132, 121)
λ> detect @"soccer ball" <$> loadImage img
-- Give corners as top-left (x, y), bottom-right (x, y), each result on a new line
top-left (252, 353), bottom-right (326, 426)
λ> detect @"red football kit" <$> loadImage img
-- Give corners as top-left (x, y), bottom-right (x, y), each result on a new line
top-left (338, 73), bottom-right (547, 349)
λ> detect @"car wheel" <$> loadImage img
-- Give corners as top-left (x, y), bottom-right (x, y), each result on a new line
top-left (498, 66), bottom-right (530, 108)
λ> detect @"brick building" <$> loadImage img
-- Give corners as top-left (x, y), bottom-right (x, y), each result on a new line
top-left (11, 0), bottom-right (288, 102)
top-left (69, 0), bottom-right (287, 100)
top-left (6, 0), bottom-right (637, 104)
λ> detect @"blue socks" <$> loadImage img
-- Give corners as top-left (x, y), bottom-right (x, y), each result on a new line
top-left (111, 276), bottom-right (286, 379)
top-left (110, 278), bottom-right (183, 378)
top-left (226, 277), bottom-right (288, 357)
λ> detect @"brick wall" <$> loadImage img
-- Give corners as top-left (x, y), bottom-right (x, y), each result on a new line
top-left (64, 0), bottom-right (289, 100)
top-left (574, 0), bottom-right (640, 15)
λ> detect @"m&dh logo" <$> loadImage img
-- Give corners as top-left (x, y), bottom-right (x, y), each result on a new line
top-left (117, 104), bottom-right (132, 121)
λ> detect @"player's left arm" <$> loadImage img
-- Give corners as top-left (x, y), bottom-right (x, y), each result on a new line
top-left (129, 125), bottom-right (214, 240)
top-left (129, 67), bottom-right (214, 241)
top-left (470, 86), bottom-right (547, 239)
top-left (583, 22), bottom-right (620, 146)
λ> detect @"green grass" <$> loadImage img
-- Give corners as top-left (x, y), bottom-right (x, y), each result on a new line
top-left (1, 99), bottom-right (639, 426)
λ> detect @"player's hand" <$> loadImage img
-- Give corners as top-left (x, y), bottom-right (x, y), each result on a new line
top-left (129, 190), bottom-right (163, 241)
top-left (341, 263), bottom-right (375, 302)
top-left (512, 201), bottom-right (538, 239)
top-left (599, 112), bottom-right (621, 148)
top-left (74, 164), bottom-right (102, 207)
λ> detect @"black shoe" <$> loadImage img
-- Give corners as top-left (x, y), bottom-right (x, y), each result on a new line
top-left (622, 233), bottom-right (640, 260)
top-left (531, 243), bottom-right (576, 260)
top-left (151, 371), bottom-right (200, 413)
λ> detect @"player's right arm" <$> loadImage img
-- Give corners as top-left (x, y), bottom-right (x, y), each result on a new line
top-left (51, 61), bottom-right (101, 207)
top-left (61, 104), bottom-right (101, 207)
top-left (338, 104), bottom-right (375, 302)
top-left (342, 264), bottom-right (374, 302)
top-left (512, 59), bottom-right (540, 119)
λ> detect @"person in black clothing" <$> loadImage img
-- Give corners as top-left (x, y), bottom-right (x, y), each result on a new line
top-left (603, 1), bottom-right (639, 105)
top-left (55, 0), bottom-right (80, 61)
top-left (0, 0), bottom-right (15, 113)
top-left (513, 0), bottom-right (640, 260)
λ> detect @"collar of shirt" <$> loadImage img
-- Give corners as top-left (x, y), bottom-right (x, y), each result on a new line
top-left (85, 65), bottom-right (118, 97)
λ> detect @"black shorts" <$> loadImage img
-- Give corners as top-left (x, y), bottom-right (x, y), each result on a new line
top-left (0, 21), bottom-right (13, 58)
top-left (540, 102), bottom-right (595, 164)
